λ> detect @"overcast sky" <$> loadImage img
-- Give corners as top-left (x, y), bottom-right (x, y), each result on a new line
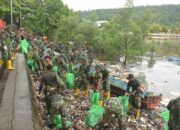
top-left (62, 0), bottom-right (180, 11)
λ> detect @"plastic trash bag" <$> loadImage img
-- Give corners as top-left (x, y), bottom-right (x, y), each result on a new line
top-left (160, 110), bottom-right (170, 130)
top-left (54, 114), bottom-right (63, 129)
top-left (106, 97), bottom-right (123, 115)
top-left (118, 96), bottom-right (129, 117)
top-left (21, 39), bottom-right (29, 54)
top-left (86, 105), bottom-right (105, 127)
top-left (65, 121), bottom-right (73, 127)
top-left (66, 72), bottom-right (75, 90)
top-left (53, 65), bottom-right (59, 74)
top-left (90, 92), bottom-right (100, 105)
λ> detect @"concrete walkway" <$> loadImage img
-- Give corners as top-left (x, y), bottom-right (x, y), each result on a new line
top-left (0, 53), bottom-right (34, 130)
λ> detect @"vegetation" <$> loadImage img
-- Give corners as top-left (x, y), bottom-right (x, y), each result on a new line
top-left (78, 5), bottom-right (180, 25)
top-left (78, 4), bottom-right (180, 33)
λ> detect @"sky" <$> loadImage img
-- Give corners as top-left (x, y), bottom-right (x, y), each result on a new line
top-left (62, 0), bottom-right (180, 11)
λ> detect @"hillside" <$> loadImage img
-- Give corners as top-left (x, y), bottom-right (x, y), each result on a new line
top-left (77, 4), bottom-right (180, 26)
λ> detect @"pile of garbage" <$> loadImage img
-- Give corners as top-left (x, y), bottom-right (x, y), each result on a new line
top-left (30, 73), bottom-right (168, 130)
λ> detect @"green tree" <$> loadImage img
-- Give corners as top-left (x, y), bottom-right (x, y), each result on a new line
top-left (109, 0), bottom-right (145, 66)
top-left (149, 23), bottom-right (162, 33)
top-left (54, 14), bottom-right (80, 43)
top-left (89, 11), bottom-right (98, 22)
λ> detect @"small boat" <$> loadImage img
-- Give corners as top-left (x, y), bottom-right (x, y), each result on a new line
top-left (168, 56), bottom-right (180, 62)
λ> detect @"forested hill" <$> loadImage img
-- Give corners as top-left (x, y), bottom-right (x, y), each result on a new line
top-left (77, 4), bottom-right (180, 26)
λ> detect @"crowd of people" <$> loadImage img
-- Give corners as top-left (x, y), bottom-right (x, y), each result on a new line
top-left (0, 26), bottom-right (179, 130)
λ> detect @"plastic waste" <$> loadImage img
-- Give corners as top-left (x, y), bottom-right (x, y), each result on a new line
top-left (65, 121), bottom-right (73, 127)
top-left (54, 114), bottom-right (63, 129)
top-left (118, 96), bottom-right (129, 117)
top-left (66, 72), bottom-right (75, 90)
top-left (21, 39), bottom-right (29, 54)
top-left (160, 110), bottom-right (170, 130)
top-left (90, 92), bottom-right (100, 105)
top-left (86, 105), bottom-right (105, 127)
top-left (53, 65), bottom-right (59, 74)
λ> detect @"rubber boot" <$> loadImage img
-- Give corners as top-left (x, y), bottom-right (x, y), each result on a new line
top-left (99, 99), bottom-right (103, 107)
top-left (7, 60), bottom-right (15, 70)
top-left (101, 90), bottom-right (104, 97)
top-left (84, 88), bottom-right (88, 97)
top-left (128, 102), bottom-right (132, 110)
top-left (75, 88), bottom-right (80, 96)
top-left (107, 90), bottom-right (111, 100)
top-left (11, 52), bottom-right (16, 60)
top-left (0, 58), bottom-right (3, 65)
top-left (136, 109), bottom-right (140, 120)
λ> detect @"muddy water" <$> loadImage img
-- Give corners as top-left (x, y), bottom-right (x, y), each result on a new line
top-left (130, 57), bottom-right (180, 105)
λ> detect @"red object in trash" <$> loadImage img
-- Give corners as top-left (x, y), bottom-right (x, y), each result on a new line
top-left (145, 96), bottom-right (161, 109)
top-left (0, 19), bottom-right (7, 29)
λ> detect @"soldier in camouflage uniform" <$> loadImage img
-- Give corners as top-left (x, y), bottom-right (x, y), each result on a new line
top-left (49, 94), bottom-right (65, 116)
top-left (87, 46), bottom-right (94, 66)
top-left (75, 59), bottom-right (90, 96)
top-left (39, 64), bottom-right (66, 113)
top-left (93, 65), bottom-right (102, 92)
top-left (167, 97), bottom-right (180, 130)
top-left (57, 55), bottom-right (66, 80)
top-left (0, 30), bottom-right (15, 70)
top-left (101, 67), bottom-right (110, 100)
top-left (133, 86), bottom-right (144, 120)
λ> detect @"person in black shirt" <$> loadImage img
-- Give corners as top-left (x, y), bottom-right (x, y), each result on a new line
top-left (126, 74), bottom-right (140, 93)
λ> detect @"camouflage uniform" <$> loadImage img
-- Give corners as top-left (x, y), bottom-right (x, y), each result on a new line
top-left (93, 66), bottom-right (102, 92)
top-left (76, 59), bottom-right (90, 89)
top-left (101, 68), bottom-right (110, 95)
top-left (49, 94), bottom-right (65, 116)
top-left (133, 89), bottom-right (143, 109)
top-left (39, 70), bottom-right (66, 112)
top-left (57, 56), bottom-right (66, 80)
top-left (87, 47), bottom-right (94, 66)
top-left (0, 31), bottom-right (11, 62)
top-left (167, 97), bottom-right (180, 130)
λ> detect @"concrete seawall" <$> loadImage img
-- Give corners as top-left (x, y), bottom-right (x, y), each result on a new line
top-left (0, 53), bottom-right (34, 130)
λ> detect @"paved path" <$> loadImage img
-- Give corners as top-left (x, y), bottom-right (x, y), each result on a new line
top-left (0, 53), bottom-right (34, 130)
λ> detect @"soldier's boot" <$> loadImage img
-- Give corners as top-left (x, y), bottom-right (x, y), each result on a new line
top-left (84, 88), bottom-right (88, 97)
top-left (11, 52), bottom-right (16, 60)
top-left (135, 109), bottom-right (140, 120)
top-left (128, 102), bottom-right (132, 110)
top-left (107, 90), bottom-right (111, 100)
top-left (0, 58), bottom-right (3, 65)
top-left (7, 60), bottom-right (15, 71)
top-left (101, 90), bottom-right (104, 97)
top-left (75, 88), bottom-right (80, 96)
top-left (99, 99), bottom-right (103, 106)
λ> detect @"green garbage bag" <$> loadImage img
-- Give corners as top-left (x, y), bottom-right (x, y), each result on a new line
top-left (54, 114), bottom-right (63, 129)
top-left (90, 92), bottom-right (100, 105)
top-left (66, 64), bottom-right (70, 72)
top-left (66, 72), bottom-right (75, 90)
top-left (21, 39), bottom-right (29, 54)
top-left (118, 96), bottom-right (129, 117)
top-left (65, 121), bottom-right (73, 127)
top-left (106, 97), bottom-right (123, 116)
top-left (53, 65), bottom-right (59, 74)
top-left (86, 105), bottom-right (105, 127)
top-left (72, 65), bottom-right (76, 75)
top-left (27, 59), bottom-right (35, 71)
top-left (160, 110), bottom-right (170, 130)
